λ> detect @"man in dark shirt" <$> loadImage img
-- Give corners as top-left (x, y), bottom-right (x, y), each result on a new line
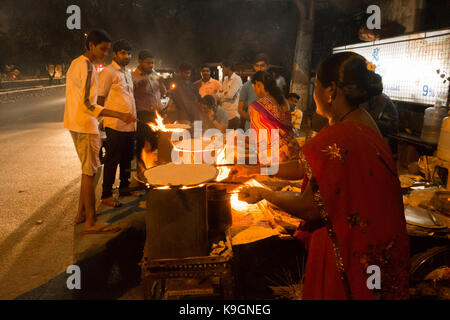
top-left (361, 93), bottom-right (399, 153)
top-left (166, 62), bottom-right (201, 124)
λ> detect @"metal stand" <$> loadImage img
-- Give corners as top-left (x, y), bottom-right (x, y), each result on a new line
top-left (141, 232), bottom-right (234, 300)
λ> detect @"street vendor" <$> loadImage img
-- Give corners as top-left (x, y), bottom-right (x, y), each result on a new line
top-left (236, 52), bottom-right (410, 300)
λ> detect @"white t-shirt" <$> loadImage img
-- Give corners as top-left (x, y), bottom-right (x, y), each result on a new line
top-left (98, 61), bottom-right (137, 132)
top-left (64, 55), bottom-right (104, 134)
top-left (218, 73), bottom-right (242, 120)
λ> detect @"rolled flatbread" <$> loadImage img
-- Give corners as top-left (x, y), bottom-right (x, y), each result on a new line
top-left (144, 163), bottom-right (218, 186)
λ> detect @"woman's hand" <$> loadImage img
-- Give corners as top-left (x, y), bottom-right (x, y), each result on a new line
top-left (230, 164), bottom-right (259, 178)
top-left (238, 186), bottom-right (270, 204)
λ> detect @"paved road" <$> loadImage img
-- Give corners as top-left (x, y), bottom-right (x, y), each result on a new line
top-left (0, 88), bottom-right (80, 299)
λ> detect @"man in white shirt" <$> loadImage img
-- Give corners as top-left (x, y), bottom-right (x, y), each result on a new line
top-left (217, 60), bottom-right (242, 129)
top-left (194, 65), bottom-right (221, 102)
top-left (97, 39), bottom-right (138, 207)
top-left (64, 29), bottom-right (136, 233)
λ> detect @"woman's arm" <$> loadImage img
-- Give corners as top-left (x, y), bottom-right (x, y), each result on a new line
top-left (212, 119), bottom-right (227, 133)
top-left (231, 160), bottom-right (304, 180)
top-left (239, 181), bottom-right (321, 222)
top-left (274, 160), bottom-right (304, 180)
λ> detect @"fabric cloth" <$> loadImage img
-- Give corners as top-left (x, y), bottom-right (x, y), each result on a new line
top-left (218, 73), bottom-right (242, 120)
top-left (249, 96), bottom-right (301, 163)
top-left (132, 69), bottom-right (167, 113)
top-left (98, 61), bottom-right (136, 132)
top-left (169, 76), bottom-right (201, 122)
top-left (296, 121), bottom-right (409, 300)
top-left (64, 55), bottom-right (104, 134)
top-left (70, 131), bottom-right (101, 176)
top-left (101, 127), bottom-right (135, 198)
top-left (194, 78), bottom-right (222, 101)
top-left (239, 80), bottom-right (258, 130)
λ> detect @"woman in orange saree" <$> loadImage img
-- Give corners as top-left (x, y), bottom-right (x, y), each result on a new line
top-left (238, 52), bottom-right (409, 300)
top-left (249, 71), bottom-right (301, 164)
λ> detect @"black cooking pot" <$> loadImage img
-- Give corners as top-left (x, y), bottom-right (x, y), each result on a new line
top-left (207, 184), bottom-right (232, 233)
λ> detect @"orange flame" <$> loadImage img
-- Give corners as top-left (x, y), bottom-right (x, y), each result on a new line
top-left (230, 179), bottom-right (264, 211)
top-left (230, 192), bottom-right (249, 211)
top-left (216, 148), bottom-right (231, 182)
top-left (140, 145), bottom-right (157, 170)
top-left (147, 110), bottom-right (186, 133)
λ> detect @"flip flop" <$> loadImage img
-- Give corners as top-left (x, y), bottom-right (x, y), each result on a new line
top-left (82, 224), bottom-right (121, 234)
top-left (101, 197), bottom-right (122, 207)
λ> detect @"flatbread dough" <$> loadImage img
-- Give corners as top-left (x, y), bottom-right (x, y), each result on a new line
top-left (144, 163), bottom-right (218, 186)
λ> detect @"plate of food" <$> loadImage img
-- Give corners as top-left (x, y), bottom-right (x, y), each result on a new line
top-left (405, 206), bottom-right (447, 229)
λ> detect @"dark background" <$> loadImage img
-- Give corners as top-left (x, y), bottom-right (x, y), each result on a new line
top-left (0, 0), bottom-right (448, 81)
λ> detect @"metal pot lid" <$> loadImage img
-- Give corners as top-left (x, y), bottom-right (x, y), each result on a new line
top-left (405, 206), bottom-right (448, 229)
top-left (144, 163), bottom-right (218, 187)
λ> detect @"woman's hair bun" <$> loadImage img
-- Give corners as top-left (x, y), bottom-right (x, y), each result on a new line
top-left (317, 52), bottom-right (384, 107)
top-left (252, 71), bottom-right (285, 106)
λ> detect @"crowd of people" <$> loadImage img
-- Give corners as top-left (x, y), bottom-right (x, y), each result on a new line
top-left (64, 28), bottom-right (409, 300)
top-left (64, 28), bottom-right (304, 233)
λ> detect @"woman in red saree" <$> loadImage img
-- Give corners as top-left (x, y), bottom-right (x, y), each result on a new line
top-left (249, 71), bottom-right (301, 163)
top-left (238, 52), bottom-right (410, 299)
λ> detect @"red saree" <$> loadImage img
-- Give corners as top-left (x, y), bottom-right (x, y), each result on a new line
top-left (296, 121), bottom-right (409, 300)
top-left (249, 96), bottom-right (301, 163)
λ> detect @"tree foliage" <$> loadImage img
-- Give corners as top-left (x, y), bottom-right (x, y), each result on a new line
top-left (0, 0), bottom-right (299, 77)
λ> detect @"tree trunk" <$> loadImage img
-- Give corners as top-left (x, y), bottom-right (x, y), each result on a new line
top-left (290, 0), bottom-right (314, 111)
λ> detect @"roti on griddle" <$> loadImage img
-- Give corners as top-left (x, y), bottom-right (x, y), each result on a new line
top-left (144, 163), bottom-right (218, 186)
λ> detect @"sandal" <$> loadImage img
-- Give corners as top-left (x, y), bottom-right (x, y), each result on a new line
top-left (82, 223), bottom-right (121, 234)
top-left (101, 197), bottom-right (122, 208)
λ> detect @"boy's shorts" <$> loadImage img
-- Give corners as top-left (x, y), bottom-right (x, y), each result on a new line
top-left (70, 131), bottom-right (101, 176)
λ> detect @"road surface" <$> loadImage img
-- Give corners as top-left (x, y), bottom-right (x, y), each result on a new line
top-left (0, 88), bottom-right (80, 299)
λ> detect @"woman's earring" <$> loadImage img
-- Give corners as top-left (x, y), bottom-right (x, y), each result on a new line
top-left (328, 96), bottom-right (332, 104)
